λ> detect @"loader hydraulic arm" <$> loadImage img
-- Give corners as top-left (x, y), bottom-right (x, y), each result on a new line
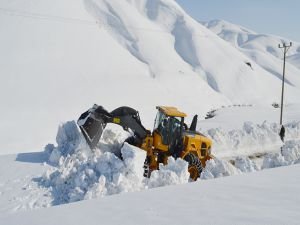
top-left (78, 104), bottom-right (149, 149)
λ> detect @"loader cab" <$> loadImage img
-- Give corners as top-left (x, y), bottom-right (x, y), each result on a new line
top-left (153, 106), bottom-right (187, 156)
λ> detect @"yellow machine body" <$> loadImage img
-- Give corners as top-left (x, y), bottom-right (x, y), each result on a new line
top-left (140, 106), bottom-right (213, 180)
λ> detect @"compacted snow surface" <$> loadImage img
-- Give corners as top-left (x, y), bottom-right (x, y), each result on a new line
top-left (2, 160), bottom-right (300, 225)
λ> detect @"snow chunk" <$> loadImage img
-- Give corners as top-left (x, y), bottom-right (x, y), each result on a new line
top-left (44, 121), bottom-right (89, 165)
top-left (56, 121), bottom-right (81, 148)
top-left (200, 158), bottom-right (241, 180)
top-left (281, 140), bottom-right (300, 162)
top-left (262, 153), bottom-right (288, 169)
top-left (43, 144), bottom-right (192, 204)
top-left (148, 157), bottom-right (189, 188)
top-left (42, 143), bottom-right (146, 204)
top-left (234, 156), bottom-right (258, 173)
top-left (262, 140), bottom-right (300, 169)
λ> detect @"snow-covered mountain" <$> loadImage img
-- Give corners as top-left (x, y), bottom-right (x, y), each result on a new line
top-left (1, 0), bottom-right (300, 154)
top-left (203, 19), bottom-right (300, 87)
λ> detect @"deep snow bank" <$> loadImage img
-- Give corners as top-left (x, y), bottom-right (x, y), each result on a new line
top-left (41, 120), bottom-right (300, 205)
top-left (200, 119), bottom-right (300, 179)
top-left (201, 140), bottom-right (300, 180)
top-left (204, 121), bottom-right (300, 157)
top-left (262, 140), bottom-right (300, 169)
top-left (200, 158), bottom-right (241, 179)
top-left (42, 121), bottom-right (189, 204)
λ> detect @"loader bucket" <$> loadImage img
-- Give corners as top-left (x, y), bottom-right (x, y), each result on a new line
top-left (78, 110), bottom-right (107, 149)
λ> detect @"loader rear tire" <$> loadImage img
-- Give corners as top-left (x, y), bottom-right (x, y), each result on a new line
top-left (184, 153), bottom-right (203, 181)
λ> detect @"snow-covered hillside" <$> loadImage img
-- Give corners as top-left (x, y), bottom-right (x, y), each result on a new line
top-left (1, 0), bottom-right (300, 154)
top-left (204, 19), bottom-right (300, 88)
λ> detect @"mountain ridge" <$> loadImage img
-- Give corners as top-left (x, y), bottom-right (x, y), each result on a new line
top-left (1, 0), bottom-right (300, 153)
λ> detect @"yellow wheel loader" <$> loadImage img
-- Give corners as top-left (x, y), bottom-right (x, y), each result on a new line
top-left (78, 105), bottom-right (213, 180)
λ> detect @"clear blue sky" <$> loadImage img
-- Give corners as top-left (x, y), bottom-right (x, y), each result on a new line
top-left (175, 0), bottom-right (300, 42)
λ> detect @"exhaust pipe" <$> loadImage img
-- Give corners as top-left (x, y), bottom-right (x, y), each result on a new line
top-left (189, 114), bottom-right (198, 131)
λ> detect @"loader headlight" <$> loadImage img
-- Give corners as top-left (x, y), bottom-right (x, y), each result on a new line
top-left (201, 143), bottom-right (207, 156)
top-left (208, 147), bottom-right (211, 155)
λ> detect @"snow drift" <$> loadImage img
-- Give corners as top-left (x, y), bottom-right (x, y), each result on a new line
top-left (262, 140), bottom-right (300, 169)
top-left (201, 141), bottom-right (300, 180)
top-left (204, 121), bottom-right (300, 158)
top-left (41, 120), bottom-right (300, 205)
top-left (42, 121), bottom-right (189, 204)
top-left (200, 158), bottom-right (241, 179)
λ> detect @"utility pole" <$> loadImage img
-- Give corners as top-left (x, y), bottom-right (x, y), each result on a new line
top-left (278, 42), bottom-right (292, 142)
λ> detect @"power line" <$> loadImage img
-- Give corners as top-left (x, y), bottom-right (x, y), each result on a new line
top-left (0, 7), bottom-right (214, 38)
top-left (0, 7), bottom-right (169, 33)
top-left (0, 7), bottom-right (97, 25)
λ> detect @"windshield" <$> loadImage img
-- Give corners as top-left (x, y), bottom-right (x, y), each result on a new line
top-left (169, 117), bottom-right (181, 129)
top-left (154, 111), bottom-right (182, 145)
top-left (154, 110), bottom-right (166, 130)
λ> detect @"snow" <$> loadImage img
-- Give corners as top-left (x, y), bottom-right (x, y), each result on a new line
top-left (43, 144), bottom-right (145, 204)
top-left (204, 121), bottom-right (282, 157)
top-left (204, 19), bottom-right (300, 89)
top-left (2, 164), bottom-right (300, 225)
top-left (38, 121), bottom-right (190, 205)
top-left (147, 157), bottom-right (189, 188)
top-left (0, 104), bottom-right (300, 223)
top-left (234, 156), bottom-right (259, 172)
top-left (1, 0), bottom-right (300, 224)
top-left (288, 54), bottom-right (300, 69)
top-left (262, 140), bottom-right (300, 169)
top-left (1, 0), bottom-right (300, 154)
top-left (200, 158), bottom-right (241, 179)
top-left (38, 107), bottom-right (300, 205)
top-left (0, 153), bottom-right (52, 215)
top-left (282, 140), bottom-right (300, 162)
top-left (1, 104), bottom-right (300, 214)
top-left (198, 104), bottom-right (300, 158)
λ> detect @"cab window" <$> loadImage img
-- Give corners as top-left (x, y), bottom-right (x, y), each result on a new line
top-left (154, 112), bottom-right (182, 145)
top-left (154, 110), bottom-right (166, 130)
top-left (169, 117), bottom-right (181, 133)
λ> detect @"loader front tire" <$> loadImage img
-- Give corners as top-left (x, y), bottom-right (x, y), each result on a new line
top-left (143, 156), bottom-right (152, 178)
top-left (184, 153), bottom-right (203, 181)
